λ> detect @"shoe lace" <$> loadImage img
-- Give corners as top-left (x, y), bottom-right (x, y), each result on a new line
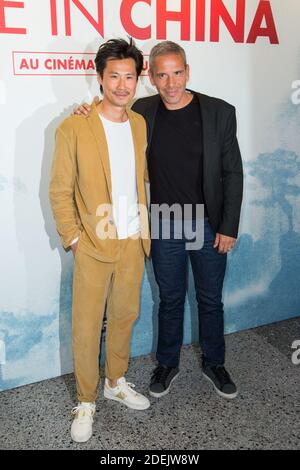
top-left (122, 381), bottom-right (138, 395)
top-left (71, 403), bottom-right (95, 419)
top-left (126, 382), bottom-right (135, 389)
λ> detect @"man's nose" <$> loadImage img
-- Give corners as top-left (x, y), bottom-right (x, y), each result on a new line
top-left (117, 76), bottom-right (126, 88)
top-left (167, 75), bottom-right (175, 88)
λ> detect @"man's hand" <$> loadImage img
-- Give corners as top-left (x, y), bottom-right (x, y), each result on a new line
top-left (214, 233), bottom-right (236, 254)
top-left (73, 96), bottom-right (100, 115)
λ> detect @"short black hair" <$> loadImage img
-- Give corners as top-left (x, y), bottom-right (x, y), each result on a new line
top-left (94, 38), bottom-right (144, 94)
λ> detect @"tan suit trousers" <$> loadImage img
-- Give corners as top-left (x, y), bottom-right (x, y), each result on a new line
top-left (72, 236), bottom-right (145, 402)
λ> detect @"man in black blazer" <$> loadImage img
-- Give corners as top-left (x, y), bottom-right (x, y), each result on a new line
top-left (133, 41), bottom-right (243, 400)
top-left (75, 40), bottom-right (243, 400)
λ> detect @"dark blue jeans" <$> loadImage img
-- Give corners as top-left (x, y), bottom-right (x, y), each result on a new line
top-left (151, 218), bottom-right (227, 369)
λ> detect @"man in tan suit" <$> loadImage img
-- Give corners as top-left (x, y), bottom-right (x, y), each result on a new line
top-left (49, 38), bottom-right (151, 443)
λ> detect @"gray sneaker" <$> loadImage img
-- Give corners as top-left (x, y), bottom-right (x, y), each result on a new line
top-left (149, 365), bottom-right (179, 397)
top-left (202, 366), bottom-right (238, 399)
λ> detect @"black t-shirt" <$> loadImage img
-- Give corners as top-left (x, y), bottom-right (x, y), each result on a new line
top-left (148, 94), bottom-right (206, 218)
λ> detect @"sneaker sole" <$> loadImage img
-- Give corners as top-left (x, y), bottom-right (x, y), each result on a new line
top-left (202, 372), bottom-right (238, 400)
top-left (104, 390), bottom-right (150, 410)
top-left (149, 372), bottom-right (179, 398)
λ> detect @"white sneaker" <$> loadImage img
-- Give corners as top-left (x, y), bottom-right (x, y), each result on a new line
top-left (104, 377), bottom-right (150, 410)
top-left (71, 402), bottom-right (96, 443)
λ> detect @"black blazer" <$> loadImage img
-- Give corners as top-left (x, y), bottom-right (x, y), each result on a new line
top-left (132, 90), bottom-right (243, 239)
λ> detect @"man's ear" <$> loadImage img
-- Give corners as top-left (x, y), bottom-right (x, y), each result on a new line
top-left (148, 69), bottom-right (155, 87)
top-left (185, 64), bottom-right (190, 82)
top-left (96, 73), bottom-right (103, 88)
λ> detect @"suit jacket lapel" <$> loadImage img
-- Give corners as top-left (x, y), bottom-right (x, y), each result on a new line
top-left (86, 102), bottom-right (112, 202)
top-left (195, 91), bottom-right (215, 180)
top-left (86, 103), bottom-right (145, 206)
top-left (127, 107), bottom-right (143, 203)
top-left (143, 95), bottom-right (160, 159)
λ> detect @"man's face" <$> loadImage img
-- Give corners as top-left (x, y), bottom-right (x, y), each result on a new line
top-left (98, 58), bottom-right (138, 108)
top-left (149, 53), bottom-right (190, 109)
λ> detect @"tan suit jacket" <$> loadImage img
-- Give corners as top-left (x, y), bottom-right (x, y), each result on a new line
top-left (49, 102), bottom-right (150, 262)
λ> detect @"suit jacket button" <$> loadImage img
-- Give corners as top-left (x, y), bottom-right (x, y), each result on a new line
top-left (109, 219), bottom-right (114, 225)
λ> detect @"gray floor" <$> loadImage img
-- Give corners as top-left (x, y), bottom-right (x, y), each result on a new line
top-left (0, 317), bottom-right (299, 450)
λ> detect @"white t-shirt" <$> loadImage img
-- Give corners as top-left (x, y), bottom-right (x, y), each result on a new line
top-left (99, 113), bottom-right (140, 239)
